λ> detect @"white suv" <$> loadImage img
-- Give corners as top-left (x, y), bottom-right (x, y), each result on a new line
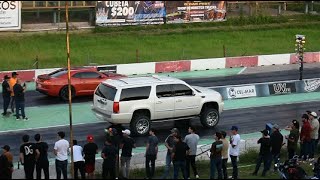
top-left (92, 75), bottom-right (224, 136)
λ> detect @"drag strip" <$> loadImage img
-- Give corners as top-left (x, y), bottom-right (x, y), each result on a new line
top-left (2, 101), bottom-right (318, 160)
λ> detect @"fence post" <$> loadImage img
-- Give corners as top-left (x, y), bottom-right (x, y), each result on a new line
top-left (136, 49), bottom-right (139, 63)
top-left (223, 45), bottom-right (226, 57)
top-left (305, 2), bottom-right (309, 14)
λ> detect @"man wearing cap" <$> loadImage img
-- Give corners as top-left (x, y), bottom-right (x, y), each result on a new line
top-left (161, 128), bottom-right (180, 179)
top-left (83, 135), bottom-right (98, 179)
top-left (13, 79), bottom-right (28, 121)
top-left (300, 114), bottom-right (312, 161)
top-left (9, 72), bottom-right (18, 114)
top-left (270, 124), bottom-right (283, 171)
top-left (2, 75), bottom-right (11, 116)
top-left (252, 129), bottom-right (271, 177)
top-left (210, 131), bottom-right (223, 179)
top-left (309, 112), bottom-right (319, 161)
top-left (229, 126), bottom-right (240, 180)
top-left (120, 129), bottom-right (136, 179)
top-left (1, 145), bottom-right (13, 179)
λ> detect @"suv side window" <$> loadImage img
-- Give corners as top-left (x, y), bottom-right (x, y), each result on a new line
top-left (173, 84), bottom-right (193, 96)
top-left (156, 85), bottom-right (173, 98)
top-left (120, 86), bottom-right (151, 101)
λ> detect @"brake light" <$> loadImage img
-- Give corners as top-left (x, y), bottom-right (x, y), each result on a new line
top-left (113, 102), bottom-right (119, 113)
top-left (43, 80), bottom-right (51, 85)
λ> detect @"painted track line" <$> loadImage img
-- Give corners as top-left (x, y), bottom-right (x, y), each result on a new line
top-left (237, 67), bottom-right (247, 74)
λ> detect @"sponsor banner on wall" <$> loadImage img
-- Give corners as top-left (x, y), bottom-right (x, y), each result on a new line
top-left (166, 1), bottom-right (226, 24)
top-left (304, 78), bottom-right (320, 92)
top-left (96, 1), bottom-right (165, 26)
top-left (227, 85), bottom-right (257, 99)
top-left (0, 1), bottom-right (21, 31)
top-left (269, 82), bottom-right (296, 95)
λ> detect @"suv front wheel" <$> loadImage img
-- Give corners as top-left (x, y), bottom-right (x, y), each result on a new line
top-left (130, 113), bottom-right (151, 136)
top-left (200, 108), bottom-right (219, 128)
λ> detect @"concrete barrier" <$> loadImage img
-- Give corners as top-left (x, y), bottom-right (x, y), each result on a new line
top-left (258, 54), bottom-right (291, 66)
top-left (190, 58), bottom-right (226, 71)
top-left (155, 60), bottom-right (191, 73)
top-left (226, 56), bottom-right (258, 68)
top-left (290, 52), bottom-right (320, 64)
top-left (117, 62), bottom-right (155, 75)
top-left (0, 70), bottom-right (35, 82)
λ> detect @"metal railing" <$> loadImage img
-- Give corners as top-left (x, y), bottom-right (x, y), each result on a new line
top-left (21, 1), bottom-right (96, 9)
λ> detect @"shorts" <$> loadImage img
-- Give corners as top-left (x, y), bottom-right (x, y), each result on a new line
top-left (85, 163), bottom-right (95, 173)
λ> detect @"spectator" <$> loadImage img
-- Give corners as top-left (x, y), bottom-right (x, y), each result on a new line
top-left (184, 126), bottom-right (200, 179)
top-left (0, 146), bottom-right (11, 179)
top-left (2, 75), bottom-right (11, 116)
top-left (120, 129), bottom-right (136, 179)
top-left (229, 126), bottom-right (241, 180)
top-left (285, 120), bottom-right (300, 159)
top-left (20, 134), bottom-right (38, 179)
top-left (161, 128), bottom-right (179, 179)
top-left (101, 137), bottom-right (118, 179)
top-left (145, 128), bottom-right (159, 179)
top-left (252, 129), bottom-right (272, 177)
top-left (300, 114), bottom-right (312, 161)
top-left (13, 79), bottom-right (28, 121)
top-left (317, 110), bottom-right (320, 148)
top-left (172, 134), bottom-right (189, 179)
top-left (54, 131), bottom-right (69, 179)
top-left (9, 72), bottom-right (18, 114)
top-left (221, 131), bottom-right (229, 180)
top-left (270, 124), bottom-right (283, 171)
top-left (69, 140), bottom-right (85, 179)
top-left (83, 135), bottom-right (98, 179)
top-left (309, 112), bottom-right (319, 161)
top-left (105, 127), bottom-right (121, 179)
top-left (210, 131), bottom-right (223, 179)
top-left (34, 134), bottom-right (49, 179)
top-left (2, 145), bottom-right (13, 179)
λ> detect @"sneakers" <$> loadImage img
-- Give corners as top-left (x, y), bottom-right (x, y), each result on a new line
top-left (1, 112), bottom-right (6, 116)
top-left (195, 175), bottom-right (200, 179)
top-left (16, 118), bottom-right (21, 121)
top-left (23, 117), bottom-right (29, 121)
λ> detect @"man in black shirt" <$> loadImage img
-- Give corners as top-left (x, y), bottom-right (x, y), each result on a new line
top-left (101, 137), bottom-right (118, 179)
top-left (13, 79), bottom-right (28, 121)
top-left (120, 129), bottom-right (136, 179)
top-left (172, 134), bottom-right (190, 179)
top-left (2, 75), bottom-right (11, 116)
top-left (83, 135), bottom-right (98, 179)
top-left (161, 128), bottom-right (179, 179)
top-left (0, 151), bottom-right (10, 179)
top-left (270, 124), bottom-right (283, 171)
top-left (210, 131), bottom-right (223, 179)
top-left (20, 134), bottom-right (38, 179)
top-left (145, 128), bottom-right (159, 179)
top-left (34, 134), bottom-right (49, 179)
top-left (252, 129), bottom-right (272, 177)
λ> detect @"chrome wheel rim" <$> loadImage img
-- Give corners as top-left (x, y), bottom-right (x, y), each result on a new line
top-left (136, 118), bottom-right (149, 135)
top-left (206, 111), bottom-right (218, 127)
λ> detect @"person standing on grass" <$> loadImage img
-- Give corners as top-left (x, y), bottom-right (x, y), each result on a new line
top-left (9, 72), bottom-right (18, 114)
top-left (2, 75), bottom-right (11, 116)
top-left (69, 140), bottom-right (86, 179)
top-left (20, 134), bottom-right (38, 179)
top-left (120, 129), bottom-right (136, 179)
top-left (101, 137), bottom-right (118, 179)
top-left (309, 112), bottom-right (319, 161)
top-left (270, 124), bottom-right (283, 171)
top-left (54, 131), bottom-right (69, 179)
top-left (252, 129), bottom-right (272, 177)
top-left (161, 128), bottom-right (179, 179)
top-left (34, 134), bottom-right (49, 179)
top-left (83, 135), bottom-right (98, 179)
top-left (221, 131), bottom-right (229, 180)
top-left (229, 126), bottom-right (240, 180)
top-left (210, 131), bottom-right (223, 179)
top-left (13, 79), bottom-right (28, 121)
top-left (285, 120), bottom-right (300, 160)
top-left (145, 128), bottom-right (159, 179)
top-left (172, 134), bottom-right (190, 179)
top-left (184, 126), bottom-right (200, 179)
top-left (300, 114), bottom-right (312, 161)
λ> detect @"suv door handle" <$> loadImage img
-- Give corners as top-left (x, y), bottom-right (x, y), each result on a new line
top-left (156, 101), bottom-right (162, 104)
top-left (176, 99), bottom-right (182, 102)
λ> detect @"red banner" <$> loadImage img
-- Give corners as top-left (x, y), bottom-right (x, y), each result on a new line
top-left (226, 56), bottom-right (258, 68)
top-left (155, 60), bottom-right (191, 73)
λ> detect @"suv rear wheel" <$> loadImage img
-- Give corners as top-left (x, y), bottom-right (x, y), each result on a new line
top-left (130, 113), bottom-right (150, 136)
top-left (200, 108), bottom-right (219, 128)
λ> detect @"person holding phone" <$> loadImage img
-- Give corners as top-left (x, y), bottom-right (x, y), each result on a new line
top-left (13, 79), bottom-right (28, 121)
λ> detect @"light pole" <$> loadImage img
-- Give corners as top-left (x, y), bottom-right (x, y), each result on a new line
top-left (295, 34), bottom-right (306, 80)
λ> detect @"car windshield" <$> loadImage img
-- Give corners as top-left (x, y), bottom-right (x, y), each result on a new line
top-left (95, 83), bottom-right (117, 100)
top-left (49, 69), bottom-right (67, 78)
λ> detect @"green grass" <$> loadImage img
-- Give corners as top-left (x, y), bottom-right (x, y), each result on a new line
top-left (1, 15), bottom-right (320, 71)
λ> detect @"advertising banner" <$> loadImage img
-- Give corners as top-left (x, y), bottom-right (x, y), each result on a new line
top-left (166, 1), bottom-right (226, 24)
top-left (303, 78), bottom-right (320, 93)
top-left (268, 82), bottom-right (296, 95)
top-left (0, 1), bottom-right (21, 31)
top-left (96, 1), bottom-right (165, 26)
top-left (226, 85), bottom-right (257, 99)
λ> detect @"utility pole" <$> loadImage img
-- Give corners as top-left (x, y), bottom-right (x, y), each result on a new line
top-left (295, 34), bottom-right (306, 81)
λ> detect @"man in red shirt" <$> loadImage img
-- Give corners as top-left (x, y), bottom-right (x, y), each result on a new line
top-left (300, 114), bottom-right (312, 161)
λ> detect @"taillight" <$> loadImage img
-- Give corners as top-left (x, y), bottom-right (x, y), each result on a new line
top-left (43, 80), bottom-right (51, 85)
top-left (113, 102), bottom-right (119, 113)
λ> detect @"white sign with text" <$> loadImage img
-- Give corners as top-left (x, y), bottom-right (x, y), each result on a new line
top-left (0, 1), bottom-right (21, 31)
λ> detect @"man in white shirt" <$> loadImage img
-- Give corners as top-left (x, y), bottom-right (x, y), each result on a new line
top-left (54, 131), bottom-right (69, 179)
top-left (229, 126), bottom-right (240, 180)
top-left (184, 126), bottom-right (200, 179)
top-left (69, 140), bottom-right (85, 179)
top-left (309, 112), bottom-right (319, 160)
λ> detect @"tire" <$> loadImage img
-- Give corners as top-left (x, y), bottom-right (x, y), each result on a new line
top-left (200, 107), bottom-right (219, 128)
top-left (130, 113), bottom-right (151, 136)
top-left (59, 86), bottom-right (75, 101)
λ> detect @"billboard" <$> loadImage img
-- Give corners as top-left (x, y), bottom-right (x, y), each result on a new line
top-left (0, 1), bottom-right (21, 31)
top-left (268, 82), bottom-right (296, 95)
top-left (166, 1), bottom-right (226, 24)
top-left (226, 85), bottom-right (257, 99)
top-left (96, 1), bottom-right (166, 26)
